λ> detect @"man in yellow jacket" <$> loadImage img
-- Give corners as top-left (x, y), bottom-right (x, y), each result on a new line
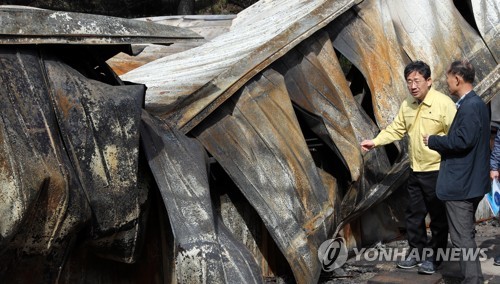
top-left (361, 61), bottom-right (456, 275)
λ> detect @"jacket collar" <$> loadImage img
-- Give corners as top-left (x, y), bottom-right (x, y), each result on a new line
top-left (414, 88), bottom-right (438, 107)
top-left (456, 90), bottom-right (475, 108)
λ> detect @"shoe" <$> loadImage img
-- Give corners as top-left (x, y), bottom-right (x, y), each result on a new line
top-left (494, 255), bottom-right (500, 266)
top-left (418, 260), bottom-right (436, 274)
top-left (397, 257), bottom-right (420, 269)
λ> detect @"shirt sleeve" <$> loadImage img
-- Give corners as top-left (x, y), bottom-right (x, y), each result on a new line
top-left (491, 129), bottom-right (500, 170)
top-left (372, 104), bottom-right (407, 146)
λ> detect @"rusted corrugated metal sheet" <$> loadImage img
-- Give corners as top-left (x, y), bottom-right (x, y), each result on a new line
top-left (329, 0), bottom-right (409, 129)
top-left (307, 0), bottom-right (412, 247)
top-left (270, 29), bottom-right (405, 239)
top-left (0, 5), bottom-right (203, 45)
top-left (274, 37), bottom-right (363, 181)
top-left (192, 71), bottom-right (334, 284)
top-left (121, 0), bottom-right (361, 133)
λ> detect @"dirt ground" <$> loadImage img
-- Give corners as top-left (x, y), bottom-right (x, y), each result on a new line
top-left (319, 218), bottom-right (500, 284)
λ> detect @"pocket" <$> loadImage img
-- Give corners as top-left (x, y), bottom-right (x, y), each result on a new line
top-left (421, 112), bottom-right (443, 134)
top-left (445, 162), bottom-right (470, 189)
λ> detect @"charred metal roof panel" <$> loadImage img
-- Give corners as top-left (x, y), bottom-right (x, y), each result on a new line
top-left (0, 5), bottom-right (204, 45)
top-left (135, 14), bottom-right (236, 41)
top-left (386, 0), bottom-right (497, 90)
top-left (121, 0), bottom-right (359, 133)
top-left (329, 0), bottom-right (409, 129)
top-left (107, 15), bottom-right (235, 75)
top-left (140, 111), bottom-right (264, 283)
top-left (470, 0), bottom-right (499, 62)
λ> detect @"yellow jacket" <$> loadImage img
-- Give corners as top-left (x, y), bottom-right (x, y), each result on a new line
top-left (373, 88), bottom-right (456, 171)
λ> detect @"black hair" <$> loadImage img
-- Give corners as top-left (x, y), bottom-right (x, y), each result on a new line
top-left (447, 60), bottom-right (475, 83)
top-left (404, 61), bottom-right (431, 80)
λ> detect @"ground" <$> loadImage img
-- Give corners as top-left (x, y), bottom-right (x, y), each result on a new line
top-left (320, 218), bottom-right (500, 284)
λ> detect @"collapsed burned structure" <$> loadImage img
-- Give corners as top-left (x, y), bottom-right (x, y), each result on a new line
top-left (0, 1), bottom-right (498, 283)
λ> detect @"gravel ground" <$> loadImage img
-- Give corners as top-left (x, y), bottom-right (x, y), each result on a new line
top-left (319, 218), bottom-right (500, 284)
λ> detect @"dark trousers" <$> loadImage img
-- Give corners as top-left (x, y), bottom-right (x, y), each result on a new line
top-left (445, 198), bottom-right (484, 284)
top-left (405, 170), bottom-right (448, 261)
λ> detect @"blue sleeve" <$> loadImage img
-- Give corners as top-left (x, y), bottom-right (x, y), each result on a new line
top-left (491, 129), bottom-right (500, 170)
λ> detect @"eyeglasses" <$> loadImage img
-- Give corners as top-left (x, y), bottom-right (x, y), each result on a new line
top-left (406, 79), bottom-right (424, 87)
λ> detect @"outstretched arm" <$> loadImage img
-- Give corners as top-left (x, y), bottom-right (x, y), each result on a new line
top-left (361, 104), bottom-right (407, 152)
top-left (360, 140), bottom-right (375, 152)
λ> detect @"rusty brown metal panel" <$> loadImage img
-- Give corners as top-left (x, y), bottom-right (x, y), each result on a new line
top-left (265, 30), bottom-right (403, 242)
top-left (293, 31), bottom-right (380, 142)
top-left (320, 0), bottom-right (415, 243)
top-left (193, 72), bottom-right (335, 284)
top-left (121, 0), bottom-right (358, 133)
top-left (272, 51), bottom-right (361, 181)
top-left (291, 32), bottom-right (396, 201)
top-left (140, 111), bottom-right (263, 284)
top-left (294, 2), bottom-right (411, 242)
top-left (0, 5), bottom-right (203, 45)
top-left (329, 0), bottom-right (410, 129)
top-left (386, 0), bottom-right (497, 90)
top-left (271, 32), bottom-right (379, 182)
top-left (336, 158), bottom-right (410, 235)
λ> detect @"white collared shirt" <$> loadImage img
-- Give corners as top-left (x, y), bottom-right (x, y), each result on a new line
top-left (455, 91), bottom-right (472, 109)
